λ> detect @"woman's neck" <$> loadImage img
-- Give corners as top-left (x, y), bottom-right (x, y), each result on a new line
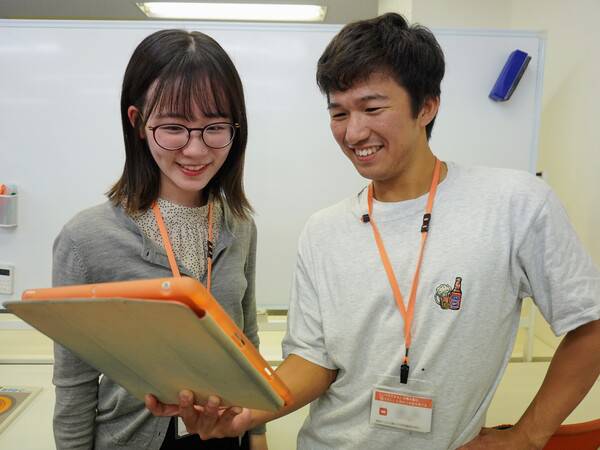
top-left (158, 184), bottom-right (206, 207)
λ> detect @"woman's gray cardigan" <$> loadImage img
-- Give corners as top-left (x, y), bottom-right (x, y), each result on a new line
top-left (52, 201), bottom-right (263, 449)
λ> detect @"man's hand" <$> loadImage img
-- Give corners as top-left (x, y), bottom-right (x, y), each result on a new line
top-left (457, 426), bottom-right (540, 450)
top-left (145, 354), bottom-right (336, 441)
top-left (145, 391), bottom-right (252, 440)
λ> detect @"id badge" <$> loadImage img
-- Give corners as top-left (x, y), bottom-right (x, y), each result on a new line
top-left (370, 376), bottom-right (434, 433)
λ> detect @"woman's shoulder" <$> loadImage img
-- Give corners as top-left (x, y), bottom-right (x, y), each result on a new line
top-left (59, 201), bottom-right (137, 242)
top-left (221, 202), bottom-right (256, 240)
top-left (221, 202), bottom-right (256, 231)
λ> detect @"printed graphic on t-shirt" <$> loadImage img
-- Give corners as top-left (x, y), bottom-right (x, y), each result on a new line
top-left (434, 277), bottom-right (463, 310)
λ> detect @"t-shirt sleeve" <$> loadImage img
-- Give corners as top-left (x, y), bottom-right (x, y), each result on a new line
top-left (517, 189), bottom-right (600, 336)
top-left (282, 225), bottom-right (337, 370)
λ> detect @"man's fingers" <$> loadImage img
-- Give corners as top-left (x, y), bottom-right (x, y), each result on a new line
top-left (178, 390), bottom-right (200, 428)
top-left (146, 390), bottom-right (246, 440)
top-left (205, 395), bottom-right (221, 414)
top-left (218, 406), bottom-right (243, 428)
top-left (145, 394), bottom-right (180, 417)
top-left (176, 392), bottom-right (221, 438)
top-left (144, 394), bottom-right (157, 410)
top-left (178, 390), bottom-right (195, 408)
top-left (195, 395), bottom-right (221, 439)
top-left (165, 392), bottom-right (246, 440)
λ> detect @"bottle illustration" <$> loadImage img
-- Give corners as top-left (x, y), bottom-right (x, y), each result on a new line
top-left (449, 277), bottom-right (462, 310)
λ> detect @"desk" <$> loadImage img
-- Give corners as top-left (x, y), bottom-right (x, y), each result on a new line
top-left (0, 363), bottom-right (55, 450)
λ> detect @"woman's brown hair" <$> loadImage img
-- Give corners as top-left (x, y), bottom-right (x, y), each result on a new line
top-left (107, 29), bottom-right (251, 219)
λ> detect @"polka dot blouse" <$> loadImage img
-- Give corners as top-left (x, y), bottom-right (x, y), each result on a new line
top-left (132, 197), bottom-right (223, 281)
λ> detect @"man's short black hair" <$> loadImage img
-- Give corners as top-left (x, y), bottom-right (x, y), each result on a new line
top-left (317, 13), bottom-right (445, 140)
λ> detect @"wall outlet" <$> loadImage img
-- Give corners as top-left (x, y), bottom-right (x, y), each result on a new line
top-left (0, 263), bottom-right (14, 295)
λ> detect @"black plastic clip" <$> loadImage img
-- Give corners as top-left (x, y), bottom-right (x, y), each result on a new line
top-left (400, 364), bottom-right (409, 384)
top-left (421, 213), bottom-right (431, 233)
top-left (361, 214), bottom-right (370, 223)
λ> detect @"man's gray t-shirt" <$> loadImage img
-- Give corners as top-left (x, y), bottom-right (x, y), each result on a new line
top-left (283, 162), bottom-right (600, 450)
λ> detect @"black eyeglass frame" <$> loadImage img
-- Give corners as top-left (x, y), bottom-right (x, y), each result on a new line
top-left (147, 122), bottom-right (241, 151)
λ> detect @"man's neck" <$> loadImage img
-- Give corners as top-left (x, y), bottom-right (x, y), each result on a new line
top-left (372, 151), bottom-right (447, 202)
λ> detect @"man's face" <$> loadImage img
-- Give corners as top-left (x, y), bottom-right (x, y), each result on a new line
top-left (328, 72), bottom-right (433, 185)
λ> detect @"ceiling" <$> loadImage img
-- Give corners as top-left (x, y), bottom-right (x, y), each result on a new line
top-left (0, 0), bottom-right (379, 24)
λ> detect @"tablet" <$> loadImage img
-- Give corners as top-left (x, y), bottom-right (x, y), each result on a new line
top-left (5, 277), bottom-right (292, 412)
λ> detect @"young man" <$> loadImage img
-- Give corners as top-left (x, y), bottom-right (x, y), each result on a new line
top-left (148, 13), bottom-right (600, 449)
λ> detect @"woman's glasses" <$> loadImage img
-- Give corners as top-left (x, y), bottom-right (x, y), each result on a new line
top-left (147, 122), bottom-right (240, 151)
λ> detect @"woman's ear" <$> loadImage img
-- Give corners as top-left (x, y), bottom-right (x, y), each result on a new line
top-left (127, 106), bottom-right (145, 139)
top-left (418, 96), bottom-right (440, 129)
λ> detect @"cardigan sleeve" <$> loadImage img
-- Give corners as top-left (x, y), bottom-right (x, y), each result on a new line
top-left (52, 227), bottom-right (101, 450)
top-left (241, 219), bottom-right (267, 435)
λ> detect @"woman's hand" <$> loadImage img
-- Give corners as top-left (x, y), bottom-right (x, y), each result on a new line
top-left (145, 391), bottom-right (253, 440)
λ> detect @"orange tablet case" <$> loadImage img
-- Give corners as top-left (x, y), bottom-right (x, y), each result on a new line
top-left (5, 277), bottom-right (292, 411)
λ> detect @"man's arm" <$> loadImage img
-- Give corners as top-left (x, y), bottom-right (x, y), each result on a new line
top-left (249, 432), bottom-right (268, 450)
top-left (459, 318), bottom-right (600, 450)
top-left (250, 354), bottom-right (337, 426)
top-left (145, 354), bottom-right (337, 440)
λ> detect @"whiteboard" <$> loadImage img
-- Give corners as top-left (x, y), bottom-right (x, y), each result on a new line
top-left (0, 20), bottom-right (544, 309)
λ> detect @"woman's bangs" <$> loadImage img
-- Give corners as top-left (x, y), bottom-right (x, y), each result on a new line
top-left (151, 68), bottom-right (231, 121)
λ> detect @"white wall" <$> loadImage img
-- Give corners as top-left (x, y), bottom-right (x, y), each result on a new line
top-left (412, 0), bottom-right (510, 29)
top-left (508, 0), bottom-right (600, 265)
top-left (412, 0), bottom-right (600, 268)
top-left (378, 0), bottom-right (412, 18)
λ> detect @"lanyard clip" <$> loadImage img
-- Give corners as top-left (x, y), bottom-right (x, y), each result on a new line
top-left (400, 349), bottom-right (410, 384)
top-left (421, 213), bottom-right (431, 233)
top-left (400, 363), bottom-right (409, 384)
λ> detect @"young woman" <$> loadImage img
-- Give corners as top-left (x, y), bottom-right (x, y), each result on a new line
top-left (52, 29), bottom-right (267, 450)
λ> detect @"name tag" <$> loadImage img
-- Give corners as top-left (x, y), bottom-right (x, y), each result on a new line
top-left (370, 386), bottom-right (433, 433)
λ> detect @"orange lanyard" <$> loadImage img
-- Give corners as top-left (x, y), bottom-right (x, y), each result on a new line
top-left (151, 200), bottom-right (214, 292)
top-left (366, 158), bottom-right (441, 383)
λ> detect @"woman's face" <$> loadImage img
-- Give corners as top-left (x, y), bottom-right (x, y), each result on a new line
top-left (129, 103), bottom-right (233, 207)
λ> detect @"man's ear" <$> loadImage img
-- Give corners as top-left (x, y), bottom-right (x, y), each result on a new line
top-left (127, 106), bottom-right (146, 139)
top-left (418, 96), bottom-right (440, 129)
